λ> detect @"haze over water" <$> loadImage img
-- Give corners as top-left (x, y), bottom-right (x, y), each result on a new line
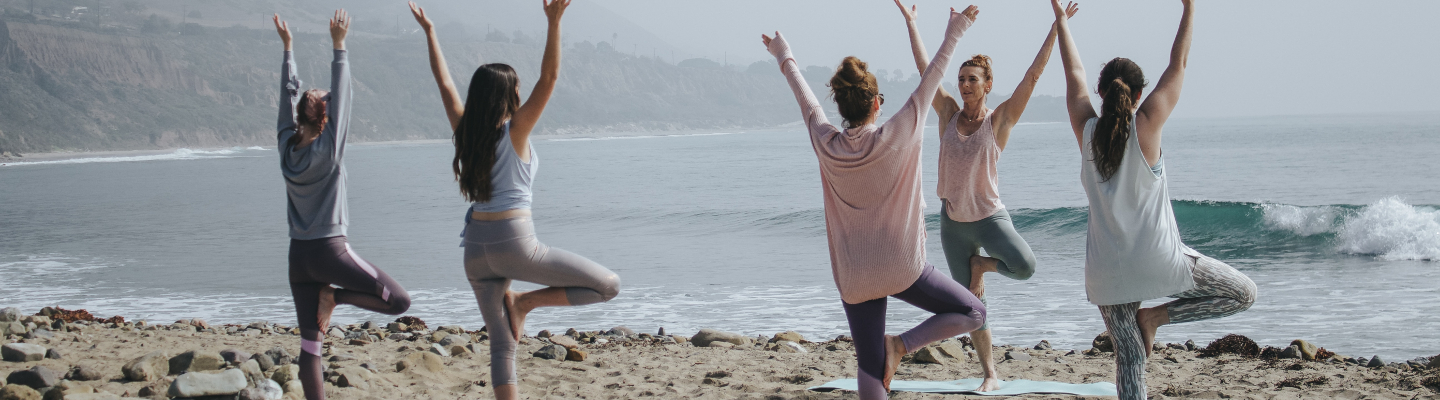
top-left (2, 112), bottom-right (1438, 362)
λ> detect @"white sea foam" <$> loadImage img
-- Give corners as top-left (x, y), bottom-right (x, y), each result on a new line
top-left (1336, 197), bottom-right (1440, 261)
top-left (1261, 203), bottom-right (1341, 236)
top-left (0, 147), bottom-right (261, 167)
top-left (545, 132), bottom-right (739, 142)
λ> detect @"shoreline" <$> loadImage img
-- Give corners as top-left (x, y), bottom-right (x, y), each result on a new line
top-left (3, 306), bottom-right (1438, 399)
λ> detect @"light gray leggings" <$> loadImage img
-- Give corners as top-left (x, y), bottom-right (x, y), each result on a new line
top-left (940, 206), bottom-right (1037, 330)
top-left (463, 217), bottom-right (621, 386)
top-left (1098, 252), bottom-right (1257, 400)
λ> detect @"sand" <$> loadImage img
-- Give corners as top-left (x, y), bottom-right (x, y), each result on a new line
top-left (3, 316), bottom-right (1439, 400)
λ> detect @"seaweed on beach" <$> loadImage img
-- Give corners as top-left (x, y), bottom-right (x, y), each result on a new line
top-left (1198, 334), bottom-right (1260, 358)
top-left (1316, 347), bottom-right (1335, 360)
top-left (394, 316), bottom-right (427, 331)
top-left (1278, 376), bottom-right (1329, 389)
top-left (1259, 346), bottom-right (1283, 360)
top-left (1421, 374), bottom-right (1440, 391)
top-left (41, 307), bottom-right (124, 324)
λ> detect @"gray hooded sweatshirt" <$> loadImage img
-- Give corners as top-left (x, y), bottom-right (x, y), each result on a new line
top-left (277, 50), bottom-right (352, 240)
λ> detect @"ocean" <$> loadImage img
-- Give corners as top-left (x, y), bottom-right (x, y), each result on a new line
top-left (2, 112), bottom-right (1437, 362)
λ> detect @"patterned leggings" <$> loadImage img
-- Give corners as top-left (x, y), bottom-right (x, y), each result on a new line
top-left (1098, 253), bottom-right (1257, 400)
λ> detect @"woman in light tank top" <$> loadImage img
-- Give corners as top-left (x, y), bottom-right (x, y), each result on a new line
top-left (896, 1), bottom-right (1075, 390)
top-left (411, 2), bottom-right (620, 399)
top-left (1053, 1), bottom-right (1256, 399)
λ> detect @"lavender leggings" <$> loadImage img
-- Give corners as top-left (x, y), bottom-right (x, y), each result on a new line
top-left (843, 263), bottom-right (987, 400)
top-left (289, 236), bottom-right (411, 400)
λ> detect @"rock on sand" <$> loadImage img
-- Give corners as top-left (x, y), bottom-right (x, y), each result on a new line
top-left (168, 369), bottom-right (247, 398)
top-left (1, 344), bottom-right (46, 362)
top-left (691, 329), bottom-right (748, 348)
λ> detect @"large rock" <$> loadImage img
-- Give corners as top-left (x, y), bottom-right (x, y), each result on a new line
top-left (250, 353), bottom-right (274, 371)
top-left (1367, 355), bottom-right (1385, 368)
top-left (5, 367), bottom-right (61, 389)
top-left (121, 351), bottom-right (170, 382)
top-left (2, 344), bottom-right (46, 362)
top-left (1092, 331), bottom-right (1114, 352)
top-left (548, 335), bottom-right (579, 349)
top-left (691, 329), bottom-right (748, 348)
top-left (395, 352), bottom-right (444, 373)
top-left (263, 347), bottom-right (293, 367)
top-left (1429, 355), bottom-right (1440, 370)
top-left (1290, 340), bottom-right (1319, 361)
top-left (332, 368), bottom-right (371, 389)
top-left (1, 384), bottom-right (40, 400)
top-left (219, 349), bottom-right (252, 365)
top-left (39, 380), bottom-right (93, 400)
top-left (772, 331), bottom-right (806, 343)
top-left (238, 379), bottom-right (283, 400)
top-left (239, 360), bottom-right (265, 385)
top-left (533, 345), bottom-right (567, 360)
top-left (168, 369), bottom-right (247, 398)
top-left (65, 366), bottom-right (103, 382)
top-left (0, 322), bottom-right (26, 337)
top-left (0, 309), bottom-right (19, 322)
top-left (565, 349), bottom-right (588, 362)
top-left (169, 350), bottom-right (225, 374)
top-left (437, 334), bottom-right (470, 347)
top-left (427, 344), bottom-right (450, 358)
top-left (912, 346), bottom-right (952, 365)
top-left (270, 365), bottom-right (300, 387)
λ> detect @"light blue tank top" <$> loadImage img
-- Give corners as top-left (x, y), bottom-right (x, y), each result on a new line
top-left (470, 123), bottom-right (536, 213)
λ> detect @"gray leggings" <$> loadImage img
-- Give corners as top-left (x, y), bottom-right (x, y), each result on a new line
top-left (463, 217), bottom-right (621, 386)
top-left (939, 207), bottom-right (1037, 330)
top-left (1098, 252), bottom-right (1257, 400)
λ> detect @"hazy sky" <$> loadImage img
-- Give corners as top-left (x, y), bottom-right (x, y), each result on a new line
top-left (586, 0), bottom-right (1440, 118)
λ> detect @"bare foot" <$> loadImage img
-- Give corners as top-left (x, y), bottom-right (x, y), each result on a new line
top-left (968, 255), bottom-right (997, 298)
top-left (1136, 306), bottom-right (1168, 358)
top-left (317, 286), bottom-right (337, 335)
top-left (504, 290), bottom-right (527, 341)
top-left (883, 334), bottom-right (906, 391)
top-left (976, 376), bottom-right (1000, 392)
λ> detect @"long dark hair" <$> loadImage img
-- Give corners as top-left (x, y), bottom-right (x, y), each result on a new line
top-left (289, 89), bottom-right (329, 147)
top-left (1091, 58), bottom-right (1147, 182)
top-left (828, 56), bottom-right (879, 129)
top-left (454, 63), bottom-right (521, 203)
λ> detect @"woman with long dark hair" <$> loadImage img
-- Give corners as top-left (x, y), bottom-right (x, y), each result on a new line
top-left (410, 1), bottom-right (620, 399)
top-left (895, 1), bottom-right (1076, 391)
top-left (274, 11), bottom-right (412, 400)
top-left (1053, 1), bottom-right (1256, 398)
top-left (761, 6), bottom-right (986, 399)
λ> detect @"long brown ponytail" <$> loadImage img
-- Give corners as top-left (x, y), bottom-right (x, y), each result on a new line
top-left (289, 89), bottom-right (329, 147)
top-left (454, 63), bottom-right (521, 203)
top-left (1092, 58), bottom-right (1147, 182)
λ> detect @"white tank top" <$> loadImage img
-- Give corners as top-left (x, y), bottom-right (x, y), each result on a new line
top-left (1080, 117), bottom-right (1195, 306)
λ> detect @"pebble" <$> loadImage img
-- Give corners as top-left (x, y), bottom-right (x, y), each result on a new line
top-left (44, 380), bottom-right (95, 398)
top-left (264, 347), bottom-right (293, 366)
top-left (122, 351), bottom-right (170, 382)
top-left (239, 359), bottom-right (265, 385)
top-left (1004, 351), bottom-right (1032, 362)
top-left (1279, 345), bottom-right (1302, 359)
top-left (437, 334), bottom-right (470, 347)
top-left (691, 329), bottom-right (748, 347)
top-left (548, 335), bottom-right (579, 349)
top-left (168, 369), bottom-right (247, 397)
top-left (1290, 340), bottom-right (1319, 360)
top-left (239, 379), bottom-right (283, 400)
top-left (249, 353), bottom-right (274, 371)
top-left (218, 349), bottom-right (251, 365)
top-left (912, 347), bottom-right (950, 365)
top-left (1, 343), bottom-right (46, 362)
top-left (0, 321), bottom-right (27, 337)
top-left (24, 329), bottom-right (52, 339)
top-left (533, 345), bottom-right (567, 360)
top-left (1092, 331), bottom-right (1113, 353)
top-left (772, 331), bottom-right (805, 344)
top-left (776, 341), bottom-right (806, 353)
top-left (5, 366), bottom-right (61, 389)
top-left (1185, 340), bottom-right (1197, 351)
top-left (1034, 340), bottom-right (1052, 351)
top-left (606, 326), bottom-right (636, 337)
top-left (427, 344), bottom-right (450, 358)
top-left (270, 365), bottom-right (299, 386)
top-left (565, 349), bottom-right (588, 361)
top-left (66, 365), bottom-right (104, 381)
top-left (1367, 355), bottom-right (1385, 368)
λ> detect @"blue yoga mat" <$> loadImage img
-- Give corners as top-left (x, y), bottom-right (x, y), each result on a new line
top-left (810, 378), bottom-right (1118, 396)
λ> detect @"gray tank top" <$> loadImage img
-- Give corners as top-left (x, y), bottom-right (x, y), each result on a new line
top-left (470, 123), bottom-right (536, 213)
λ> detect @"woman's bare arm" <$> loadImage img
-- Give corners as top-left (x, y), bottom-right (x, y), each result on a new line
top-left (1052, 0), bottom-right (1095, 148)
top-left (1136, 0), bottom-right (1194, 160)
top-left (992, 2), bottom-right (1077, 150)
top-left (895, 0), bottom-right (960, 136)
top-left (410, 2), bottom-right (464, 131)
top-left (510, 0), bottom-right (571, 147)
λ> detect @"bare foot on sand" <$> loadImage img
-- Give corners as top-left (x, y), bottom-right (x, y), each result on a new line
top-left (317, 286), bottom-right (337, 335)
top-left (1136, 306), bottom-right (1169, 358)
top-left (883, 334), bottom-right (906, 391)
top-left (969, 255), bottom-right (998, 297)
top-left (504, 290), bottom-right (527, 341)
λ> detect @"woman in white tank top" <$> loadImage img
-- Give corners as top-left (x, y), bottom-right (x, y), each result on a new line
top-left (894, 1), bottom-right (1077, 391)
top-left (1052, 1), bottom-right (1256, 399)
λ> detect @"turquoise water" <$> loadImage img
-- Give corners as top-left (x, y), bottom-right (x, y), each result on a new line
top-left (1, 112), bottom-right (1437, 362)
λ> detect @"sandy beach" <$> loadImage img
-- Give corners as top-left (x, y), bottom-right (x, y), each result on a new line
top-left (2, 307), bottom-right (1438, 400)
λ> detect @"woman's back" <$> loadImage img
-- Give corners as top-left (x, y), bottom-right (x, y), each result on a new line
top-left (1079, 117), bottom-right (1193, 306)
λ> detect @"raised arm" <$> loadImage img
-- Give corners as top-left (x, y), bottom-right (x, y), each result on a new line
top-left (510, 0), bottom-right (570, 146)
top-left (882, 6), bottom-right (976, 139)
top-left (1136, 0), bottom-right (1194, 143)
top-left (895, 0), bottom-right (959, 132)
top-left (1052, 0), bottom-right (1095, 147)
top-left (327, 10), bottom-right (353, 150)
top-left (992, 2), bottom-right (1077, 149)
top-left (409, 2), bottom-right (464, 131)
top-left (274, 14), bottom-right (300, 141)
top-left (762, 32), bottom-right (831, 134)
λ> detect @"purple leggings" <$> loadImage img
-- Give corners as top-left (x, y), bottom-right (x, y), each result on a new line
top-left (289, 237), bottom-right (411, 400)
top-left (843, 264), bottom-right (986, 400)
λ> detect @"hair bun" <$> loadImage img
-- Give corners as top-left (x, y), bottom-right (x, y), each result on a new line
top-left (828, 56), bottom-right (880, 128)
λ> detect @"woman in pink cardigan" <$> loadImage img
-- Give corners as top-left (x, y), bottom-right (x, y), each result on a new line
top-left (761, 6), bottom-right (985, 399)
